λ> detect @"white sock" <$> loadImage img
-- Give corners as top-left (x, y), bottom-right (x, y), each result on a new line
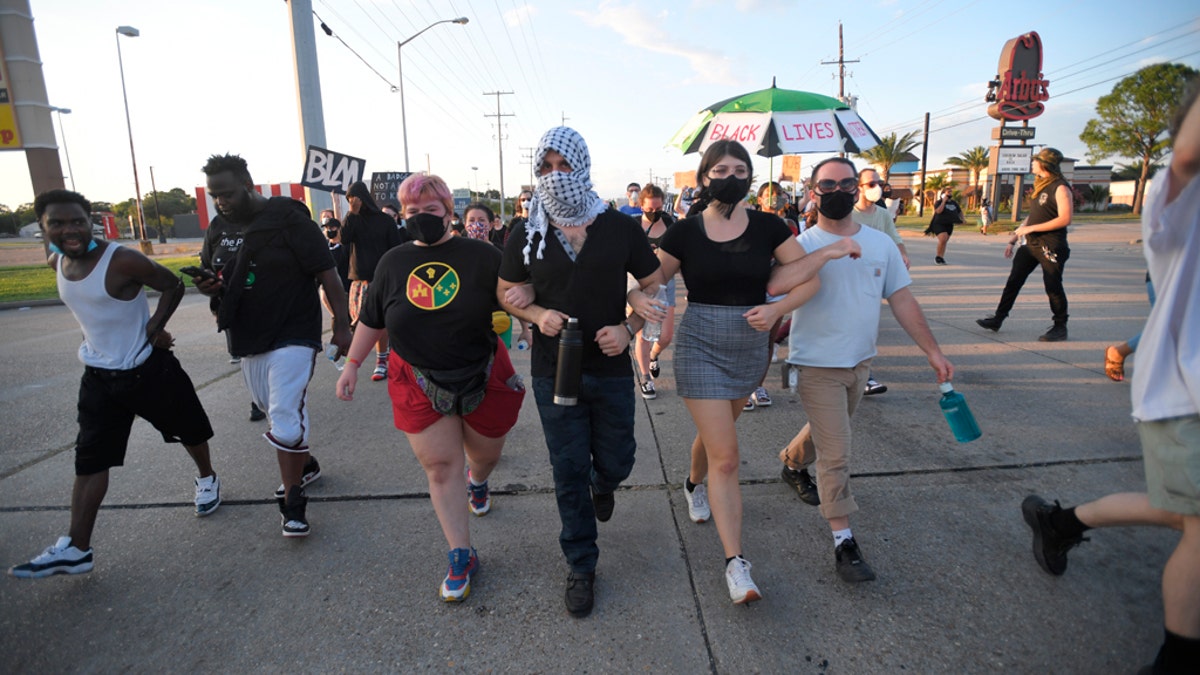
top-left (468, 473), bottom-right (486, 486)
top-left (832, 528), bottom-right (853, 547)
top-left (376, 350), bottom-right (389, 365)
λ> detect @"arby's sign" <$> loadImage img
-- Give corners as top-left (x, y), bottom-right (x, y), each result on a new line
top-left (986, 31), bottom-right (1050, 121)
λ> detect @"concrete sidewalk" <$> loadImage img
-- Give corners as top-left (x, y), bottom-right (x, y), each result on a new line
top-left (0, 222), bottom-right (1173, 673)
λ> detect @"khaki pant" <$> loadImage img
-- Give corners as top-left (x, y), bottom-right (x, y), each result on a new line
top-left (779, 361), bottom-right (870, 520)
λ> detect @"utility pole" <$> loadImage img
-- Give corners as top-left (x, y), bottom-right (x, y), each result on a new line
top-left (561, 111), bottom-right (569, 127)
top-left (519, 146), bottom-right (535, 191)
top-left (287, 0), bottom-right (332, 217)
top-left (821, 22), bottom-right (860, 157)
top-left (484, 91), bottom-right (515, 222)
top-left (918, 112), bottom-right (930, 217)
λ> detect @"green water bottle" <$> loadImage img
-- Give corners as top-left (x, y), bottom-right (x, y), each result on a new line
top-left (939, 382), bottom-right (981, 443)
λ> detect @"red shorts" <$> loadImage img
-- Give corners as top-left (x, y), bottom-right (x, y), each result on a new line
top-left (387, 340), bottom-right (525, 437)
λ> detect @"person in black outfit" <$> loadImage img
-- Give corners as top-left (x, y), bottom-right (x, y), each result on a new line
top-left (976, 147), bottom-right (1073, 341)
top-left (925, 187), bottom-right (963, 264)
top-left (342, 181), bottom-right (407, 381)
top-left (319, 209), bottom-right (350, 291)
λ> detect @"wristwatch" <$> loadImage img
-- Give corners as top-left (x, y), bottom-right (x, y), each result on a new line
top-left (623, 321), bottom-right (636, 339)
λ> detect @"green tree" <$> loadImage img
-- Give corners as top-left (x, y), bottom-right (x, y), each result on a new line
top-left (856, 131), bottom-right (920, 183)
top-left (945, 146), bottom-right (990, 209)
top-left (1080, 62), bottom-right (1198, 214)
top-left (1085, 184), bottom-right (1111, 211)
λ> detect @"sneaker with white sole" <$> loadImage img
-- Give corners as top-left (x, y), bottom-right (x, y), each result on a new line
top-left (725, 556), bottom-right (762, 604)
top-left (9, 536), bottom-right (93, 578)
top-left (648, 359), bottom-right (660, 378)
top-left (194, 474), bottom-right (220, 517)
top-left (274, 456), bottom-right (321, 499)
top-left (640, 380), bottom-right (657, 400)
top-left (863, 378), bottom-right (888, 396)
top-left (684, 482), bottom-right (710, 523)
top-left (278, 485), bottom-right (310, 538)
top-left (751, 387), bottom-right (772, 407)
top-left (467, 473), bottom-right (491, 516)
top-left (440, 547), bottom-right (479, 602)
top-left (371, 364), bottom-right (388, 381)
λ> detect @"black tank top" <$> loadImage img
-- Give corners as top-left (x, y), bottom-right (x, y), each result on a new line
top-left (1027, 177), bottom-right (1069, 246)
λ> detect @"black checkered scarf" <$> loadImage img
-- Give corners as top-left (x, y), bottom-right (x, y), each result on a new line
top-left (524, 126), bottom-right (608, 263)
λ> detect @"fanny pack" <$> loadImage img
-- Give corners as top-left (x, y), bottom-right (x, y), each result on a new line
top-left (410, 350), bottom-right (495, 417)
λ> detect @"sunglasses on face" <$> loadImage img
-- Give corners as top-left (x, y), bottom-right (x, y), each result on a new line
top-left (814, 178), bottom-right (859, 194)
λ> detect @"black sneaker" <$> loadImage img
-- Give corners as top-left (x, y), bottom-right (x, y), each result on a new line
top-left (648, 359), bottom-right (660, 379)
top-left (1021, 495), bottom-right (1086, 575)
top-left (1038, 324), bottom-right (1068, 342)
top-left (780, 465), bottom-right (820, 506)
top-left (863, 378), bottom-right (887, 396)
top-left (935, 256), bottom-right (947, 265)
top-left (274, 456), bottom-right (322, 499)
top-left (639, 381), bottom-right (657, 400)
top-left (976, 315), bottom-right (1004, 332)
top-left (279, 485), bottom-right (310, 538)
top-left (249, 402), bottom-right (266, 422)
top-left (835, 537), bottom-right (876, 582)
top-left (591, 486), bottom-right (615, 523)
top-left (565, 571), bottom-right (595, 617)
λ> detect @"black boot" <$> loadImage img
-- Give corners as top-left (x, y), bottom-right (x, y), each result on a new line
top-left (976, 315), bottom-right (1005, 332)
top-left (1039, 323), bottom-right (1068, 342)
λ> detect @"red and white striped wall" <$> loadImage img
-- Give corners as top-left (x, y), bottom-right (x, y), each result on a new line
top-left (194, 183), bottom-right (308, 229)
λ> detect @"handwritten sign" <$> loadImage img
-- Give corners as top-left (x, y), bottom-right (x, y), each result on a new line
top-left (301, 145), bottom-right (365, 194)
top-left (773, 112), bottom-right (841, 154)
top-left (370, 171), bottom-right (411, 205)
top-left (699, 112), bottom-right (770, 156)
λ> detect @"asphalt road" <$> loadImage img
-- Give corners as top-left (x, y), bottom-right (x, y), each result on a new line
top-left (0, 222), bottom-right (1176, 673)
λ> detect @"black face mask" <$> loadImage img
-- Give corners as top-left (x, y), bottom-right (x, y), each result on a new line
top-left (408, 213), bottom-right (447, 244)
top-left (817, 190), bottom-right (856, 220)
top-left (707, 176), bottom-right (750, 206)
top-left (644, 210), bottom-right (662, 224)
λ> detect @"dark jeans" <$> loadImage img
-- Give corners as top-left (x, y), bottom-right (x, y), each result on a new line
top-left (533, 375), bottom-right (637, 573)
top-left (994, 240), bottom-right (1070, 323)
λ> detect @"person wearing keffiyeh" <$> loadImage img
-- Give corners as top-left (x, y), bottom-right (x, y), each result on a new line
top-left (497, 127), bottom-right (663, 619)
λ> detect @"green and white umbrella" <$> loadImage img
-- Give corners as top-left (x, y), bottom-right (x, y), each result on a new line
top-left (669, 83), bottom-right (882, 157)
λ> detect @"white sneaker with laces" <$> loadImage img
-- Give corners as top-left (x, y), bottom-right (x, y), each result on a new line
top-left (684, 482), bottom-right (710, 523)
top-left (194, 474), bottom-right (220, 516)
top-left (9, 536), bottom-right (94, 578)
top-left (725, 556), bottom-right (762, 604)
top-left (751, 387), bottom-right (772, 407)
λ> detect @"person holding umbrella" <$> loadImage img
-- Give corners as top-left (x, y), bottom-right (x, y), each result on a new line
top-left (634, 140), bottom-right (851, 604)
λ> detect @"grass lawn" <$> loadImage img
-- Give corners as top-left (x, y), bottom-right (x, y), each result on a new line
top-left (0, 256), bottom-right (204, 304)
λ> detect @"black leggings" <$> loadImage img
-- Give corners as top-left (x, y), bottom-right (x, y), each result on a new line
top-left (993, 241), bottom-right (1070, 323)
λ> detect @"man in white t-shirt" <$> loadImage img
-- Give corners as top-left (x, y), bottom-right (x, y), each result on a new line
top-left (854, 168), bottom-right (911, 396)
top-left (1019, 83), bottom-right (1200, 674)
top-left (768, 157), bottom-right (954, 584)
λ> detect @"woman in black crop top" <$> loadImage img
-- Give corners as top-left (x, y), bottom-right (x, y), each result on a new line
top-left (630, 140), bottom-right (822, 605)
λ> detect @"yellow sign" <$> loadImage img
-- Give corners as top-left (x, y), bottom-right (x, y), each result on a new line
top-left (0, 36), bottom-right (22, 149)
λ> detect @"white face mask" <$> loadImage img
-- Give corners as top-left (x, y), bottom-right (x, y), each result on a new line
top-left (864, 186), bottom-right (883, 202)
top-left (520, 200), bottom-right (531, 211)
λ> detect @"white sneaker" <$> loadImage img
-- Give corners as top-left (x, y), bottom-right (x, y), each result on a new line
top-left (194, 474), bottom-right (220, 517)
top-left (725, 556), bottom-right (762, 604)
top-left (9, 536), bottom-right (94, 578)
top-left (684, 482), bottom-right (710, 523)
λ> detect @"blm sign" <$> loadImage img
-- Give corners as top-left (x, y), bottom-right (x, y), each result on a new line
top-left (301, 145), bottom-right (365, 195)
top-left (370, 172), bottom-right (412, 206)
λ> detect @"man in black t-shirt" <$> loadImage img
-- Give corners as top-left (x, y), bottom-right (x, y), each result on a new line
top-left (193, 154), bottom-right (351, 539)
top-left (497, 127), bottom-right (661, 619)
top-left (343, 181), bottom-right (407, 382)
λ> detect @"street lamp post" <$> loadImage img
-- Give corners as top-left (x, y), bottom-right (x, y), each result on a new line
top-left (116, 25), bottom-right (151, 253)
top-left (471, 166), bottom-right (478, 199)
top-left (50, 107), bottom-right (75, 191)
top-left (397, 17), bottom-right (468, 172)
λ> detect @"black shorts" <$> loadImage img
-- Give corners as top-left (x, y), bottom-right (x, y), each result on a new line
top-left (75, 348), bottom-right (214, 475)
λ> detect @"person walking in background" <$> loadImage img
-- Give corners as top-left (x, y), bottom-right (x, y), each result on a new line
top-left (618, 182), bottom-right (643, 217)
top-left (497, 127), bottom-right (661, 618)
top-left (337, 174), bottom-right (524, 603)
top-left (854, 168), bottom-right (911, 397)
top-left (463, 203), bottom-right (495, 242)
top-left (633, 184), bottom-right (676, 400)
top-left (979, 198), bottom-right (994, 235)
top-left (638, 141), bottom-right (835, 604)
top-left (976, 147), bottom-right (1074, 342)
top-left (1019, 84), bottom-right (1199, 674)
top-left (342, 181), bottom-right (407, 381)
top-left (506, 190), bottom-right (535, 349)
top-left (193, 154), bottom-right (351, 538)
top-left (773, 157), bottom-right (953, 585)
top-left (10, 189), bottom-right (220, 578)
top-left (925, 187), bottom-right (963, 265)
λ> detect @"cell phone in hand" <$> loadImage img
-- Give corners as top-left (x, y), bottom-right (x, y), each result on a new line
top-left (180, 266), bottom-right (217, 281)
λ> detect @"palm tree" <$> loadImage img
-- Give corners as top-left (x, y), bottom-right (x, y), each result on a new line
top-left (1085, 184), bottom-right (1111, 211)
top-left (856, 131), bottom-right (920, 183)
top-left (922, 173), bottom-right (954, 209)
top-left (946, 146), bottom-right (990, 209)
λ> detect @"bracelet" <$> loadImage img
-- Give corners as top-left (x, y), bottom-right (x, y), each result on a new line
top-left (623, 321), bottom-right (636, 339)
top-left (346, 357), bottom-right (361, 367)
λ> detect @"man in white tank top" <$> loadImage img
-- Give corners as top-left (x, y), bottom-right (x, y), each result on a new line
top-left (9, 190), bottom-right (221, 579)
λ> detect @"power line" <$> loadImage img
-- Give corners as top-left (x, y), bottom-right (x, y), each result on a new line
top-left (312, 10), bottom-right (398, 90)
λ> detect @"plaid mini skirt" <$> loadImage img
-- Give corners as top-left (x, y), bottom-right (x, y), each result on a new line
top-left (674, 302), bottom-right (769, 399)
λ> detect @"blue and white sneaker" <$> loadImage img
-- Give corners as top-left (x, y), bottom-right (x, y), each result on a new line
top-left (194, 474), bottom-right (220, 517)
top-left (440, 547), bottom-right (479, 602)
top-left (9, 536), bottom-right (94, 578)
top-left (467, 472), bottom-right (491, 516)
